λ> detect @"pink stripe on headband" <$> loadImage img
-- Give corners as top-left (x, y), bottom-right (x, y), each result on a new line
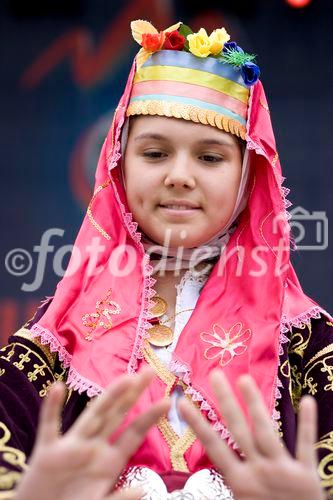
top-left (131, 80), bottom-right (248, 119)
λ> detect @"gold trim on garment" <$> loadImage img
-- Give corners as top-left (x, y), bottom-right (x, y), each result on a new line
top-left (13, 327), bottom-right (56, 370)
top-left (143, 343), bottom-right (197, 472)
top-left (0, 340), bottom-right (65, 398)
top-left (126, 100), bottom-right (246, 140)
top-left (87, 179), bottom-right (112, 240)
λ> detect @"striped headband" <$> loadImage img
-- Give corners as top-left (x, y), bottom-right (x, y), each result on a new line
top-left (126, 20), bottom-right (261, 140)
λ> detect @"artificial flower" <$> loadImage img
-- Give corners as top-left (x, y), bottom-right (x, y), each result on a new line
top-left (141, 32), bottom-right (165, 51)
top-left (209, 28), bottom-right (230, 55)
top-left (241, 61), bottom-right (261, 85)
top-left (223, 41), bottom-right (244, 53)
top-left (131, 20), bottom-right (182, 69)
top-left (163, 30), bottom-right (186, 50)
top-left (187, 28), bottom-right (211, 58)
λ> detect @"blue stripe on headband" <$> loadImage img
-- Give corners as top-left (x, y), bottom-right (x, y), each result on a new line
top-left (129, 94), bottom-right (246, 125)
top-left (142, 50), bottom-right (247, 88)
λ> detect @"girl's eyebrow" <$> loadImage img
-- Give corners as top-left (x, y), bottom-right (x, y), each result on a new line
top-left (134, 133), bottom-right (166, 142)
top-left (197, 138), bottom-right (236, 148)
top-left (134, 133), bottom-right (235, 148)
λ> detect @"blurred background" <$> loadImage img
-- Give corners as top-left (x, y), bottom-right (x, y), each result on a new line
top-left (1, 0), bottom-right (332, 346)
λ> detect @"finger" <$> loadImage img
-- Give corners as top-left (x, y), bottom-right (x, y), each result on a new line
top-left (210, 371), bottom-right (256, 459)
top-left (111, 399), bottom-right (170, 477)
top-left (237, 375), bottom-right (285, 458)
top-left (105, 487), bottom-right (143, 500)
top-left (35, 382), bottom-right (66, 445)
top-left (99, 368), bottom-right (157, 441)
top-left (296, 395), bottom-right (318, 468)
top-left (71, 368), bottom-right (154, 439)
top-left (70, 376), bottom-right (134, 438)
top-left (178, 398), bottom-right (238, 478)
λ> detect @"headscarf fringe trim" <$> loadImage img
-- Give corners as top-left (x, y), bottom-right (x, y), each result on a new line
top-left (107, 102), bottom-right (158, 373)
top-left (169, 357), bottom-right (238, 448)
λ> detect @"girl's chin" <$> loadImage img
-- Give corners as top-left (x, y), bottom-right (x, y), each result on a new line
top-left (148, 232), bottom-right (210, 249)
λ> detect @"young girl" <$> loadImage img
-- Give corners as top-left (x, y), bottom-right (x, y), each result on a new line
top-left (1, 20), bottom-right (332, 499)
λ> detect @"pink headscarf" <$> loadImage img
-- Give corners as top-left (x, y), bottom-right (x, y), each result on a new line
top-left (30, 58), bottom-right (329, 470)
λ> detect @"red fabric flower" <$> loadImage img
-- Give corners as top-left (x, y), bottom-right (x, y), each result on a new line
top-left (163, 30), bottom-right (186, 50)
top-left (141, 32), bottom-right (165, 51)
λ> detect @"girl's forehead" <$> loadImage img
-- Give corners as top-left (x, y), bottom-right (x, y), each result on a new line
top-left (128, 116), bottom-right (238, 147)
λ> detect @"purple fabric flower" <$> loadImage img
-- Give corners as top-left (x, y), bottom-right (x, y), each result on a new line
top-left (241, 62), bottom-right (260, 86)
top-left (223, 41), bottom-right (244, 53)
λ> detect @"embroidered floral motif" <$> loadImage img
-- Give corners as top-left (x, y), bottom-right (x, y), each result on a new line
top-left (315, 431), bottom-right (333, 495)
top-left (200, 323), bottom-right (251, 367)
top-left (82, 289), bottom-right (121, 341)
top-left (0, 421), bottom-right (27, 492)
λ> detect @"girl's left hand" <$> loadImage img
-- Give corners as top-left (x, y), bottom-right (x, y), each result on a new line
top-left (179, 371), bottom-right (325, 500)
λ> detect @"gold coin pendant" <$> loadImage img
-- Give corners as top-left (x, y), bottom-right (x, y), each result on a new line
top-left (148, 324), bottom-right (174, 347)
top-left (149, 296), bottom-right (168, 318)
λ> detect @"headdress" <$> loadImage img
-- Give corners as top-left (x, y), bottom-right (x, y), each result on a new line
top-left (29, 20), bottom-right (329, 474)
top-left (127, 20), bottom-right (260, 140)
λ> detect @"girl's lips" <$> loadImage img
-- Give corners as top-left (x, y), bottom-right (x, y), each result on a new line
top-left (158, 204), bottom-right (201, 217)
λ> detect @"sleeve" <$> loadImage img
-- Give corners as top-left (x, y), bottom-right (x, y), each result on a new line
top-left (300, 316), bottom-right (333, 498)
top-left (0, 327), bottom-right (67, 498)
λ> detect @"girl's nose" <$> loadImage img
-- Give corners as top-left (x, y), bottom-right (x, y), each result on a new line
top-left (163, 155), bottom-right (196, 190)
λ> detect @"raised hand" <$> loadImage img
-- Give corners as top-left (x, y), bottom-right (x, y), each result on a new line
top-left (179, 371), bottom-right (325, 500)
top-left (15, 367), bottom-right (169, 500)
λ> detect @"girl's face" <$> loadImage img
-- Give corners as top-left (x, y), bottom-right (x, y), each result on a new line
top-left (124, 116), bottom-right (243, 248)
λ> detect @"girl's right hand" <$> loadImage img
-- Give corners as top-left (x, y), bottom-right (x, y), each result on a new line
top-left (14, 367), bottom-right (169, 500)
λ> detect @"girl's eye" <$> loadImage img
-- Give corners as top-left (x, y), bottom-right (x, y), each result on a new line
top-left (142, 151), bottom-right (166, 159)
top-left (200, 154), bottom-right (223, 163)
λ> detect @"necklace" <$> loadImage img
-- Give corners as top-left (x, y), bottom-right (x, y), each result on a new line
top-left (147, 296), bottom-right (194, 347)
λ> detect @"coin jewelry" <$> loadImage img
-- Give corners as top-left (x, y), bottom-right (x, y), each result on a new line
top-left (148, 295), bottom-right (194, 347)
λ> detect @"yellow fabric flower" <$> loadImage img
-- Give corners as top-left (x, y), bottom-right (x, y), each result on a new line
top-left (209, 28), bottom-right (230, 55)
top-left (187, 28), bottom-right (211, 58)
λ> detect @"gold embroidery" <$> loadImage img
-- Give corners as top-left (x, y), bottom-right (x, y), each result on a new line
top-left (14, 327), bottom-right (56, 370)
top-left (13, 351), bottom-right (31, 371)
top-left (0, 369), bottom-right (5, 377)
top-left (280, 358), bottom-right (303, 412)
top-left (0, 342), bottom-right (55, 394)
top-left (0, 468), bottom-right (21, 491)
top-left (143, 344), bottom-right (196, 472)
top-left (82, 288), bottom-right (121, 341)
top-left (0, 346), bottom-right (15, 363)
top-left (87, 179), bottom-right (112, 240)
top-left (39, 380), bottom-right (53, 398)
top-left (200, 322), bottom-right (251, 367)
top-left (327, 322), bottom-right (333, 328)
top-left (304, 354), bottom-right (333, 395)
top-left (272, 152), bottom-right (279, 167)
top-left (305, 343), bottom-right (333, 368)
top-left (288, 322), bottom-right (312, 358)
top-left (127, 100), bottom-right (247, 140)
top-left (315, 431), bottom-right (333, 494)
top-left (106, 113), bottom-right (116, 163)
top-left (0, 422), bottom-right (27, 479)
top-left (290, 364), bottom-right (303, 410)
top-left (260, 98), bottom-right (270, 112)
top-left (27, 362), bottom-right (48, 382)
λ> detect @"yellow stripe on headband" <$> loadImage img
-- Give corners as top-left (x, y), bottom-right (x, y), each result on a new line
top-left (134, 65), bottom-right (249, 104)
